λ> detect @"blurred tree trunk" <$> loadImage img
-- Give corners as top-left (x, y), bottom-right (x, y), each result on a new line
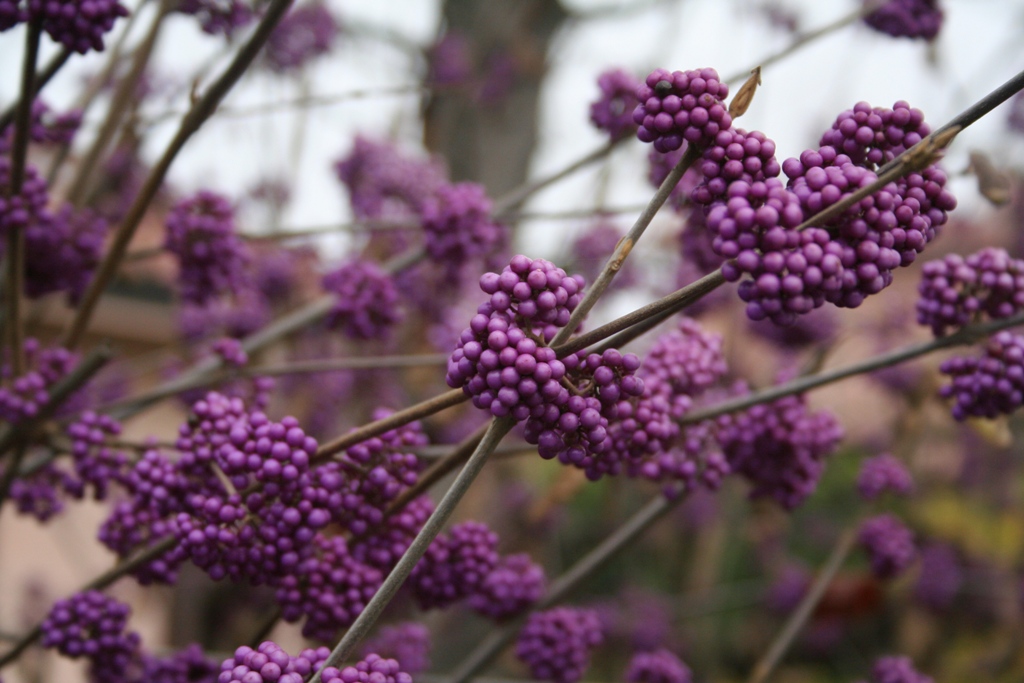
top-left (423, 0), bottom-right (568, 197)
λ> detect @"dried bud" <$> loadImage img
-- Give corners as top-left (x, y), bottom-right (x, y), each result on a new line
top-left (967, 151), bottom-right (1011, 206)
top-left (728, 66), bottom-right (761, 118)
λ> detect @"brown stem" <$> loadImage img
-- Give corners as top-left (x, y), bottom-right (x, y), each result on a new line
top-left (3, 21), bottom-right (42, 377)
top-left (63, 0), bottom-right (169, 207)
top-left (746, 526), bottom-right (860, 683)
top-left (0, 46), bottom-right (71, 132)
top-left (61, 0), bottom-right (298, 351)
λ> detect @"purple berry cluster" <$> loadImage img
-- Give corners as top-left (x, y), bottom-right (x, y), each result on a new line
top-left (858, 514), bottom-right (917, 580)
top-left (138, 643), bottom-right (219, 683)
top-left (916, 247), bottom-right (1024, 336)
top-left (938, 331), bottom-right (1024, 420)
top-left (21, 205), bottom-right (108, 304)
top-left (275, 534), bottom-right (382, 641)
top-left (524, 348), bottom-right (645, 479)
top-left (164, 190), bottom-right (250, 306)
top-left (347, 494), bottom-right (434, 572)
top-left (331, 410), bottom-right (427, 536)
top-left (322, 259), bottom-right (403, 340)
top-left (0, 0), bottom-right (24, 30)
top-left (335, 136), bottom-right (446, 219)
top-left (218, 641), bottom-right (330, 683)
top-left (634, 68), bottom-right (731, 152)
top-left (516, 607), bottom-right (604, 683)
top-left (469, 552), bottom-right (547, 620)
top-left (625, 649), bottom-right (692, 683)
top-left (176, 0), bottom-right (254, 37)
top-left (40, 590), bottom-right (141, 681)
top-left (716, 383), bottom-right (843, 509)
top-left (27, 0), bottom-right (129, 53)
top-left (446, 256), bottom-right (584, 420)
top-left (856, 453), bottom-right (914, 500)
top-left (264, 3), bottom-right (340, 72)
top-left (860, 655), bottom-right (934, 683)
top-left (0, 98), bottom-right (82, 153)
top-left (589, 68), bottom-right (641, 140)
top-left (361, 622), bottom-right (431, 676)
top-left (411, 520), bottom-right (500, 609)
top-left (0, 338), bottom-right (79, 424)
top-left (317, 654), bottom-right (412, 683)
top-left (65, 410), bottom-right (128, 500)
top-left (862, 0), bottom-right (943, 41)
top-left (421, 182), bottom-right (505, 278)
top-left (691, 128), bottom-right (781, 207)
top-left (0, 157), bottom-right (49, 237)
top-left (618, 318), bottom-right (730, 491)
top-left (695, 100), bottom-right (956, 325)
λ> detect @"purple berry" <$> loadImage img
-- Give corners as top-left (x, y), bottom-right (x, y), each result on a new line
top-left (858, 514), bottom-right (917, 580)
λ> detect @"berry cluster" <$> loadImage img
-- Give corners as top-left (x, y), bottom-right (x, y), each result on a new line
top-left (0, 98), bottom-right (82, 153)
top-left (218, 641), bottom-right (331, 683)
top-left (331, 410), bottom-right (427, 536)
top-left (516, 607), bottom-right (604, 683)
top-left (446, 256), bottom-right (584, 421)
top-left (523, 349), bottom-right (645, 478)
top-left (938, 331), bottom-right (1024, 420)
top-left (589, 68), bottom-right (641, 140)
top-left (856, 453), bottom-right (914, 500)
top-left (0, 0), bottom-right (24, 30)
top-left (138, 643), bottom-right (219, 683)
top-left (334, 136), bottom-right (446, 219)
top-left (691, 128), bottom-right (781, 207)
top-left (634, 68), bottom-right (731, 152)
top-left (322, 259), bottom-right (403, 340)
top-left (264, 2), bottom-right (339, 72)
top-left (40, 591), bottom-right (140, 682)
top-left (626, 649), bottom-right (692, 683)
top-left (411, 521), bottom-right (499, 609)
top-left (317, 654), bottom-right (413, 683)
top-left (27, 0), bottom-right (129, 53)
top-left (916, 247), bottom-right (1024, 336)
top-left (859, 655), bottom-right (934, 683)
top-left (0, 157), bottom-right (49, 237)
top-left (175, 0), bottom-right (253, 37)
top-left (21, 205), bottom-right (108, 304)
top-left (421, 182), bottom-right (505, 279)
top-left (275, 534), bottom-right (382, 641)
top-left (361, 622), bottom-right (431, 676)
top-left (468, 552), bottom-right (547, 620)
top-left (862, 0), bottom-right (943, 41)
top-left (858, 514), bottom-right (917, 580)
top-left (164, 190), bottom-right (250, 306)
top-left (691, 99), bottom-right (956, 325)
top-left (716, 383), bottom-right (843, 509)
top-left (0, 338), bottom-right (79, 424)
top-left (65, 411), bottom-right (128, 500)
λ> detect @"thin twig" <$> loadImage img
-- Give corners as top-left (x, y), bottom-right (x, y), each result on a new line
top-left (492, 140), bottom-right (619, 218)
top-left (447, 491), bottom-right (683, 683)
top-left (680, 310), bottom-right (1024, 425)
top-left (314, 389), bottom-right (467, 461)
top-left (3, 20), bottom-right (42, 377)
top-left (746, 526), bottom-right (860, 683)
top-left (308, 417), bottom-right (516, 683)
top-left (63, 0), bottom-right (169, 207)
top-left (723, 0), bottom-right (888, 84)
top-left (551, 144), bottom-right (701, 347)
top-left (62, 0), bottom-right (298, 351)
